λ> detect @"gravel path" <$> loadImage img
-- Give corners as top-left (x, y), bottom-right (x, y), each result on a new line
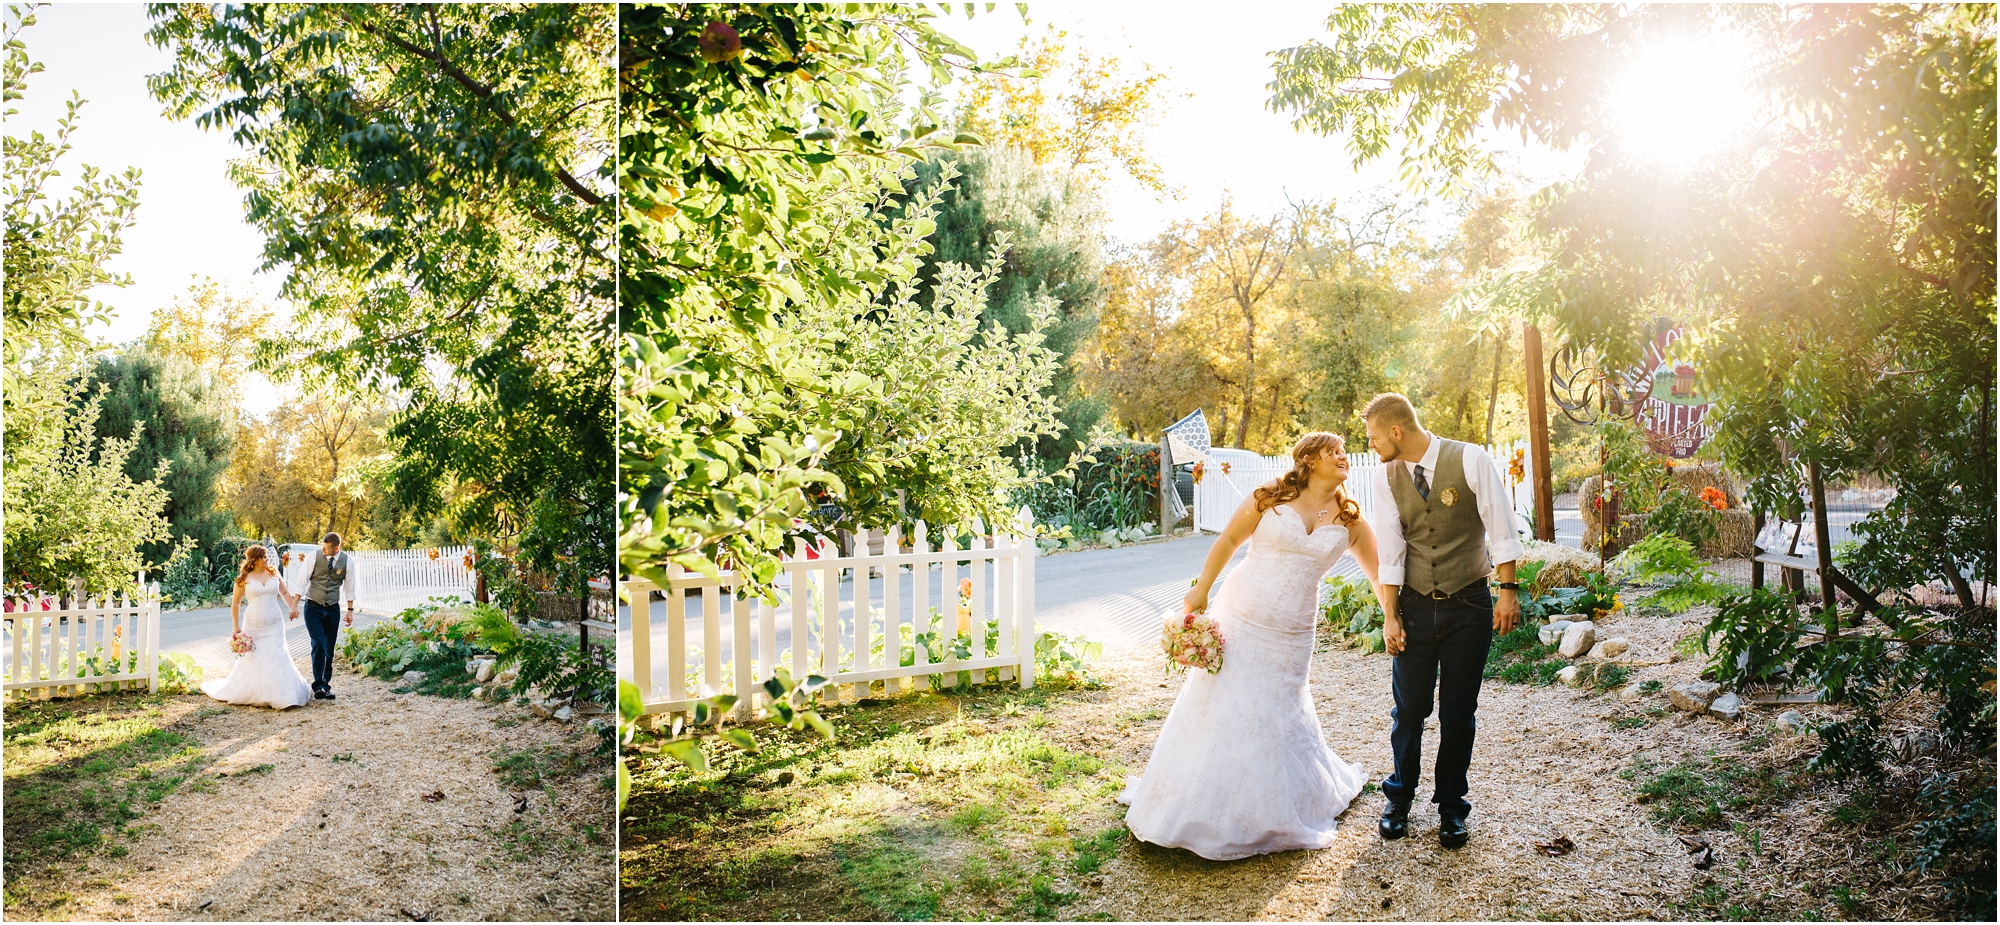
top-left (1053, 603), bottom-right (1870, 921)
top-left (55, 660), bottom-right (616, 922)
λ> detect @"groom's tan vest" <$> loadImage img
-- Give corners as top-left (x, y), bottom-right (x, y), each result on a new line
top-left (1387, 439), bottom-right (1492, 597)
top-left (306, 551), bottom-right (349, 607)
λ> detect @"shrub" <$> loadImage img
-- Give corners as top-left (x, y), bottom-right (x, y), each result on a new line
top-left (1646, 485), bottom-right (1723, 549)
top-left (1320, 574), bottom-right (1383, 649)
top-left (1615, 534), bottom-right (1731, 613)
top-left (156, 652), bottom-right (202, 694)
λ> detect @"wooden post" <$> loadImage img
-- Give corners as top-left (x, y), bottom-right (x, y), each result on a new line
top-left (1750, 511), bottom-right (1766, 591)
top-left (1523, 324), bottom-right (1557, 541)
top-left (1159, 433), bottom-right (1174, 537)
top-left (1809, 461), bottom-right (1838, 637)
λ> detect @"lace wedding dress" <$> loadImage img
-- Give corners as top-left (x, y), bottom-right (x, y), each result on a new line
top-left (1119, 505), bottom-right (1368, 860)
top-left (201, 573), bottom-right (313, 709)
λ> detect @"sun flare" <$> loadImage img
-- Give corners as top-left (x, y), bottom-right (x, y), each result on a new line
top-left (1614, 34), bottom-right (1762, 166)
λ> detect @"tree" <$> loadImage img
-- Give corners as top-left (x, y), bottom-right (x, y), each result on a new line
top-left (146, 3), bottom-right (615, 595)
top-left (225, 393), bottom-right (390, 545)
top-left (3, 3), bottom-right (144, 469)
top-left (87, 347), bottom-right (235, 564)
top-left (1270, 3), bottom-right (1995, 603)
top-left (140, 278), bottom-right (273, 395)
top-left (621, 3), bottom-right (1050, 590)
top-left (909, 146), bottom-right (1107, 461)
top-left (5, 382), bottom-right (177, 597)
top-left (957, 25), bottom-right (1181, 197)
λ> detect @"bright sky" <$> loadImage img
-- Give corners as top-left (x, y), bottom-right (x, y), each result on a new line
top-left (935, 3), bottom-right (1579, 248)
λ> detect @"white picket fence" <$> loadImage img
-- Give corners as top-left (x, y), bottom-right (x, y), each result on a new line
top-left (623, 513), bottom-right (1038, 720)
top-left (1193, 439), bottom-right (1534, 534)
top-left (347, 545), bottom-right (474, 613)
top-left (2, 584), bottom-right (161, 699)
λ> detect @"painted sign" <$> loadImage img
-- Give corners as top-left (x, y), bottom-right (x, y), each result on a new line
top-left (1635, 324), bottom-right (1714, 458)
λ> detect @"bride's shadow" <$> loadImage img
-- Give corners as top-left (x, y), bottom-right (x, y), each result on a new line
top-left (1115, 836), bottom-right (1318, 919)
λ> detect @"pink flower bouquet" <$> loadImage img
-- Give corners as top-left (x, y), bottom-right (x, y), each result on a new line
top-left (229, 631), bottom-right (255, 654)
top-left (1162, 611), bottom-right (1224, 676)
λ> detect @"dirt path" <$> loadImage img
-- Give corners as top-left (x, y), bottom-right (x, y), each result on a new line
top-left (55, 664), bottom-right (615, 921)
top-left (1058, 604), bottom-right (1879, 921)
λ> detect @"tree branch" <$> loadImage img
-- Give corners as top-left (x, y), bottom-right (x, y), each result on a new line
top-left (338, 8), bottom-right (606, 207)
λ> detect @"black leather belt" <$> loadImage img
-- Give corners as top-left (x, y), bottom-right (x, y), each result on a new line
top-left (1417, 578), bottom-right (1488, 601)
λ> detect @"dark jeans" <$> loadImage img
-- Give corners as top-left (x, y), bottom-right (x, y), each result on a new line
top-left (302, 600), bottom-right (342, 692)
top-left (1382, 582), bottom-right (1493, 820)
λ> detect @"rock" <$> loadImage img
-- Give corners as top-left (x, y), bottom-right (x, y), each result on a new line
top-left (475, 661), bottom-right (496, 683)
top-left (1618, 682), bottom-right (1648, 702)
top-left (1708, 693), bottom-right (1744, 721)
top-left (465, 659), bottom-right (481, 676)
top-left (553, 706), bottom-right (574, 722)
top-left (1594, 638), bottom-right (1630, 659)
top-left (529, 701), bottom-right (556, 720)
top-left (1539, 621), bottom-right (1573, 646)
top-left (1773, 711), bottom-right (1808, 736)
top-left (1558, 621), bottom-right (1597, 659)
top-left (1671, 681), bottom-right (1723, 713)
top-left (401, 670), bottom-right (427, 686)
top-left (1558, 665), bottom-right (1582, 687)
top-left (496, 668), bottom-right (518, 684)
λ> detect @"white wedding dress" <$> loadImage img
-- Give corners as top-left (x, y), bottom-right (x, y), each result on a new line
top-left (201, 573), bottom-right (313, 709)
top-left (1119, 505), bottom-right (1368, 860)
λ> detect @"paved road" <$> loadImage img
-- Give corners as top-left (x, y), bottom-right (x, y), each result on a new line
top-left (156, 604), bottom-right (401, 677)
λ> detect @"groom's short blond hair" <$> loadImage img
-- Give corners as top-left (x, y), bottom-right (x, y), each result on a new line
top-left (1362, 393), bottom-right (1421, 430)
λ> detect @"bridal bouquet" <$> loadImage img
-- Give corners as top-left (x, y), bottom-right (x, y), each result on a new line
top-left (229, 631), bottom-right (255, 654)
top-left (1162, 611), bottom-right (1224, 676)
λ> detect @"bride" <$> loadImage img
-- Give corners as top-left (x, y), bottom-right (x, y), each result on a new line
top-left (201, 545), bottom-right (314, 709)
top-left (1120, 432), bottom-right (1389, 860)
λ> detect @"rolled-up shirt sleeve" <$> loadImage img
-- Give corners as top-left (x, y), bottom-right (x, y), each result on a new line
top-left (1461, 443), bottom-right (1526, 567)
top-left (1371, 463), bottom-right (1407, 586)
top-left (343, 555), bottom-right (359, 604)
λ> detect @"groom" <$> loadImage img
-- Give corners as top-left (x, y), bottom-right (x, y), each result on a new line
top-left (288, 531), bottom-right (357, 700)
top-left (1362, 393), bottom-right (1521, 849)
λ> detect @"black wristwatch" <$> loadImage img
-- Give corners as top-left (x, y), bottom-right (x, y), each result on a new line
top-left (1496, 581), bottom-right (1520, 591)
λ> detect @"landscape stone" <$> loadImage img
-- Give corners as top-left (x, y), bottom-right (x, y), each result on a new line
top-left (1671, 681), bottom-right (1723, 712)
top-left (1594, 639), bottom-right (1630, 659)
top-left (1773, 710), bottom-right (1808, 736)
top-left (475, 661), bottom-right (496, 683)
top-left (529, 702), bottom-right (556, 719)
top-left (1539, 621), bottom-right (1573, 646)
top-left (1558, 621), bottom-right (1596, 658)
top-left (1557, 665), bottom-right (1582, 687)
top-left (553, 706), bottom-right (575, 722)
top-left (1618, 682), bottom-right (1648, 701)
top-left (1708, 692), bottom-right (1744, 721)
top-left (401, 670), bottom-right (427, 686)
top-left (496, 668), bottom-right (519, 684)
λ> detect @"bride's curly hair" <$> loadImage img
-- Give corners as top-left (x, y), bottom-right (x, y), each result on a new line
top-left (1252, 432), bottom-right (1362, 526)
top-left (236, 545), bottom-right (271, 588)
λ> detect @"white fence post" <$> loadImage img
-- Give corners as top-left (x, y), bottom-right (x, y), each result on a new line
top-left (3, 581), bottom-right (162, 700)
top-left (620, 514), bottom-right (1042, 721)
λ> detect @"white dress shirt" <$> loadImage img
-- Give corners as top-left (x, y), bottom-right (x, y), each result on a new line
top-left (1369, 437), bottom-right (1525, 588)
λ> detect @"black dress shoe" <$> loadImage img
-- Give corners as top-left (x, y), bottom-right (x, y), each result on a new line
top-left (321, 690), bottom-right (336, 701)
top-left (1439, 814), bottom-right (1469, 849)
top-left (1379, 801), bottom-right (1410, 840)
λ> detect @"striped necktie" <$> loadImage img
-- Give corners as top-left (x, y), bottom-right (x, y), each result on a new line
top-left (1414, 464), bottom-right (1431, 502)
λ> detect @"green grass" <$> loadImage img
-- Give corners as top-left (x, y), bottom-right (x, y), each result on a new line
top-left (1626, 753), bottom-right (1792, 829)
top-left (2, 692), bottom-right (211, 915)
top-left (621, 685), bottom-right (1128, 920)
top-left (492, 743), bottom-right (594, 792)
top-left (1485, 623), bottom-right (1565, 685)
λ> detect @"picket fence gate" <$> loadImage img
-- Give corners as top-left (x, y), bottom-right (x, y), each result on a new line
top-left (2, 583), bottom-right (161, 700)
top-left (1192, 439), bottom-right (1534, 534)
top-left (624, 512), bottom-right (1038, 721)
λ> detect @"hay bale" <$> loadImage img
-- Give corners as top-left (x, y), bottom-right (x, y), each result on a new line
top-left (1522, 538), bottom-right (1603, 590)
